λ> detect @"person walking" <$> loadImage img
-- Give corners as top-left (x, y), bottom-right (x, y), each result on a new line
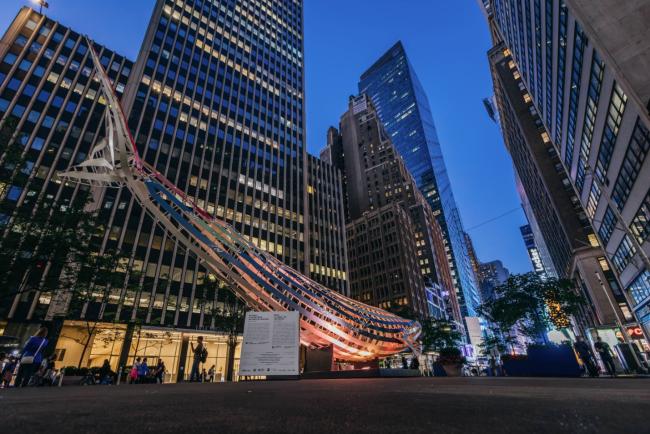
top-left (130, 358), bottom-right (141, 384)
top-left (190, 336), bottom-right (206, 382)
top-left (138, 357), bottom-right (149, 383)
top-left (99, 359), bottom-right (113, 385)
top-left (154, 359), bottom-right (166, 384)
top-left (208, 365), bottom-right (215, 383)
top-left (2, 356), bottom-right (17, 388)
top-left (15, 327), bottom-right (48, 387)
top-left (574, 336), bottom-right (599, 377)
top-left (594, 336), bottom-right (617, 377)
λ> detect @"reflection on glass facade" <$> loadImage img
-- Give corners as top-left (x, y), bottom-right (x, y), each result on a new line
top-left (0, 1), bottom-right (308, 332)
top-left (358, 42), bottom-right (480, 317)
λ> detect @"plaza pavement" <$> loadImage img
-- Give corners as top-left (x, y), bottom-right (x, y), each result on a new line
top-left (1, 377), bottom-right (648, 433)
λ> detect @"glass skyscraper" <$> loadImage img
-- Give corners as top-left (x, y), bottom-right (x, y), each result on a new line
top-left (0, 1), bottom-right (316, 378)
top-left (359, 41), bottom-right (480, 317)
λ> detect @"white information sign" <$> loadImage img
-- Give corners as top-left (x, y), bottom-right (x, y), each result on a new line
top-left (239, 311), bottom-right (300, 376)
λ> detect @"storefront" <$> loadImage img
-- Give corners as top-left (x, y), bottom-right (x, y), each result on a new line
top-left (54, 321), bottom-right (242, 382)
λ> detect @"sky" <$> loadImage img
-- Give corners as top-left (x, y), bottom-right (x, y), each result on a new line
top-left (0, 0), bottom-right (532, 274)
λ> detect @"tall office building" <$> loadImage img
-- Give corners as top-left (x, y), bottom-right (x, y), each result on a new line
top-left (0, 1), bottom-right (332, 379)
top-left (359, 42), bottom-right (481, 318)
top-left (0, 8), bottom-right (133, 328)
top-left (306, 154), bottom-right (349, 295)
top-left (327, 95), bottom-right (456, 321)
top-left (478, 260), bottom-right (510, 302)
top-left (482, 0), bottom-right (650, 339)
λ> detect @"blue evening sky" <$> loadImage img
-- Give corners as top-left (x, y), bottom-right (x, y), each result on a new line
top-left (1, 1), bottom-right (532, 274)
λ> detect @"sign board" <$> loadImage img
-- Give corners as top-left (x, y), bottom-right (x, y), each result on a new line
top-left (239, 311), bottom-right (299, 376)
top-left (626, 326), bottom-right (644, 340)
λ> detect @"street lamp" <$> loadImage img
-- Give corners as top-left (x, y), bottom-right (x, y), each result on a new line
top-left (33, 0), bottom-right (49, 14)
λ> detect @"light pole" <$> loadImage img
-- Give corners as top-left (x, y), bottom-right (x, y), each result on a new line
top-left (34, 0), bottom-right (49, 14)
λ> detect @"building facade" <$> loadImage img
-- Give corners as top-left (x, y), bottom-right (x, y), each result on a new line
top-left (0, 1), bottom-right (352, 379)
top-left (327, 95), bottom-right (455, 321)
top-left (306, 153), bottom-right (349, 295)
top-left (358, 41), bottom-right (481, 318)
top-left (0, 8), bottom-right (132, 327)
top-left (482, 0), bottom-right (650, 341)
top-left (520, 224), bottom-right (551, 277)
top-left (478, 260), bottom-right (510, 302)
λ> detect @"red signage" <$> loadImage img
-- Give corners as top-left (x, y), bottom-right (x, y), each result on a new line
top-left (626, 326), bottom-right (644, 340)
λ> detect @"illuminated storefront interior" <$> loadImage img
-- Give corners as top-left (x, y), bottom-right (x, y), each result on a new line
top-left (55, 321), bottom-right (241, 382)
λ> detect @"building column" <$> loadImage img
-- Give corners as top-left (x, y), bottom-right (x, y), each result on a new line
top-left (176, 336), bottom-right (189, 383)
top-left (117, 322), bottom-right (135, 372)
top-left (225, 335), bottom-right (237, 381)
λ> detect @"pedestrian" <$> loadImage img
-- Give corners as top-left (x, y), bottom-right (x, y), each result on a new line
top-left (15, 327), bottom-right (48, 387)
top-left (154, 358), bottom-right (166, 384)
top-left (410, 357), bottom-right (420, 370)
top-left (594, 336), bottom-right (617, 377)
top-left (573, 336), bottom-right (598, 377)
top-left (139, 357), bottom-right (149, 383)
top-left (401, 355), bottom-right (408, 369)
top-left (189, 336), bottom-right (207, 382)
top-left (2, 356), bottom-right (17, 388)
top-left (130, 358), bottom-right (140, 384)
top-left (208, 365), bottom-right (215, 382)
top-left (99, 359), bottom-right (113, 385)
top-left (201, 368), bottom-right (207, 383)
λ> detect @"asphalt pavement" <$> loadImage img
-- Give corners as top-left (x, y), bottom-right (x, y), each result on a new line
top-left (1, 377), bottom-right (649, 434)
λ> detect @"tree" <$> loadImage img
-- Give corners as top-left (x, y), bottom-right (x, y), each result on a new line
top-left (204, 280), bottom-right (246, 381)
top-left (420, 318), bottom-right (462, 353)
top-left (0, 189), bottom-right (95, 313)
top-left (477, 272), bottom-right (584, 344)
top-left (62, 247), bottom-right (136, 368)
top-left (478, 326), bottom-right (517, 357)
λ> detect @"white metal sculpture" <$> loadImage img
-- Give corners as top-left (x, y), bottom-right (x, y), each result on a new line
top-left (59, 38), bottom-right (421, 361)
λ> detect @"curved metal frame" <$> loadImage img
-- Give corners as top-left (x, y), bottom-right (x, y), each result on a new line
top-left (59, 38), bottom-right (421, 361)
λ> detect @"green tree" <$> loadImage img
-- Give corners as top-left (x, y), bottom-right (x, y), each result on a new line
top-left (204, 281), bottom-right (246, 381)
top-left (477, 272), bottom-right (583, 343)
top-left (420, 318), bottom-right (462, 353)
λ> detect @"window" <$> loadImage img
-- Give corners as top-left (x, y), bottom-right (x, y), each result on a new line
top-left (27, 110), bottom-right (41, 123)
top-left (25, 19), bottom-right (37, 31)
top-left (627, 270), bottom-right (650, 305)
top-left (7, 77), bottom-right (21, 91)
top-left (12, 104), bottom-right (25, 117)
top-left (22, 84), bottom-right (36, 97)
top-left (612, 118), bottom-right (650, 210)
top-left (630, 190), bottom-right (650, 245)
top-left (31, 137), bottom-right (45, 151)
top-left (42, 115), bottom-right (54, 128)
top-left (598, 206), bottom-right (617, 246)
top-left (612, 235), bottom-right (636, 273)
top-left (6, 186), bottom-right (22, 201)
top-left (595, 84), bottom-right (628, 184)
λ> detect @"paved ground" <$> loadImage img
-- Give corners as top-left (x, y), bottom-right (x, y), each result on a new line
top-left (1, 377), bottom-right (649, 433)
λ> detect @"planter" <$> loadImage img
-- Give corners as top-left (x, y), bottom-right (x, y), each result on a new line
top-left (60, 375), bottom-right (84, 386)
top-left (442, 364), bottom-right (463, 377)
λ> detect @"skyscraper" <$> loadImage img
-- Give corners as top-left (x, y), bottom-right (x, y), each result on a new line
top-left (327, 95), bottom-right (457, 321)
top-left (306, 154), bottom-right (349, 295)
top-left (0, 7), bottom-right (133, 336)
top-left (0, 1), bottom-right (331, 379)
top-left (482, 0), bottom-right (650, 339)
top-left (359, 41), bottom-right (481, 318)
